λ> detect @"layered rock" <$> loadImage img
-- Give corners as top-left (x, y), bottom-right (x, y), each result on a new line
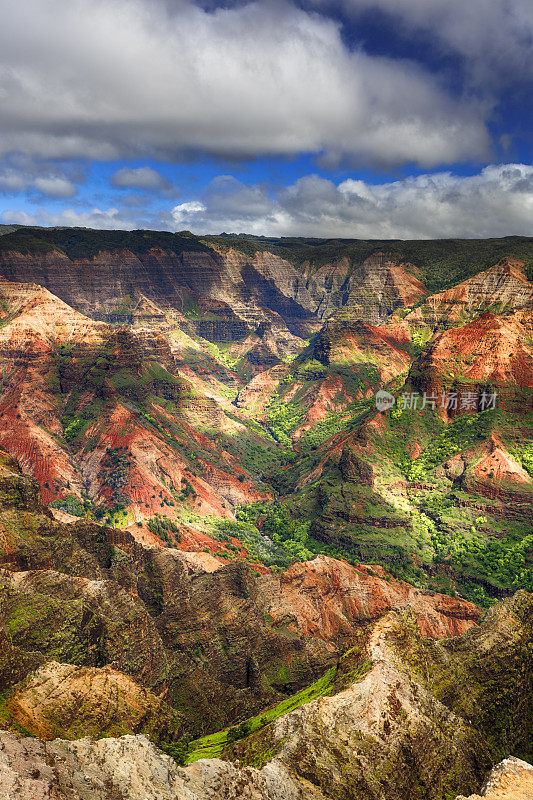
top-left (462, 433), bottom-right (533, 502)
top-left (342, 252), bottom-right (426, 324)
top-left (0, 278), bottom-right (271, 522)
top-left (312, 317), bottom-right (412, 385)
top-left (412, 308), bottom-right (533, 413)
top-left (265, 557), bottom-right (480, 639)
top-left (406, 258), bottom-right (533, 331)
top-left (0, 238), bottom-right (317, 343)
top-left (3, 661), bottom-right (181, 743)
top-left (0, 448), bottom-right (483, 741)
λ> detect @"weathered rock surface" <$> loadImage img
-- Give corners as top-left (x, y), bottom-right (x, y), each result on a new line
top-left (0, 278), bottom-right (270, 521)
top-left (455, 757), bottom-right (533, 800)
top-left (262, 556), bottom-right (480, 640)
top-left (463, 433), bottom-right (533, 502)
top-left (0, 448), bottom-right (483, 740)
top-left (406, 258), bottom-right (533, 330)
top-left (0, 591), bottom-right (530, 800)
top-left (3, 660), bottom-right (181, 742)
top-left (412, 308), bottom-right (533, 410)
top-left (342, 252), bottom-right (426, 324)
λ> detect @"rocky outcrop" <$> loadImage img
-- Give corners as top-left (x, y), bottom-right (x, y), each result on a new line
top-left (235, 364), bottom-right (290, 413)
top-left (0, 278), bottom-right (270, 519)
top-left (463, 434), bottom-right (533, 502)
top-left (3, 661), bottom-right (181, 743)
top-left (342, 252), bottom-right (426, 324)
top-left (263, 557), bottom-right (480, 640)
top-left (0, 731), bottom-right (191, 800)
top-left (455, 757), bottom-right (533, 799)
top-left (313, 318), bottom-right (411, 383)
top-left (411, 308), bottom-right (533, 415)
top-left (339, 446), bottom-right (375, 484)
top-left (0, 448), bottom-right (483, 741)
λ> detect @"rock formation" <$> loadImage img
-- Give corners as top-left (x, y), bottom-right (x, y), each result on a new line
top-left (455, 757), bottom-right (533, 800)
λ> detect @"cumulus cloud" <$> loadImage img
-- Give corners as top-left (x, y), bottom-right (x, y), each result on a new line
top-left (0, 157), bottom-right (78, 197)
top-left (0, 0), bottom-right (489, 167)
top-left (166, 163), bottom-right (533, 238)
top-left (32, 177), bottom-right (77, 198)
top-left (170, 177), bottom-right (280, 234)
top-left (5, 164), bottom-right (532, 239)
top-left (2, 207), bottom-right (136, 230)
top-left (111, 166), bottom-right (172, 192)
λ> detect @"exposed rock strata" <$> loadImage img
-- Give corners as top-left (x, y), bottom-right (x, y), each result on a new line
top-left (0, 591), bottom-right (530, 800)
top-left (406, 258), bottom-right (533, 330)
top-left (3, 660), bottom-right (181, 743)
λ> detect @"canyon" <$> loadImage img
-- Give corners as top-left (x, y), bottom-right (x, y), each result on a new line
top-left (0, 226), bottom-right (531, 799)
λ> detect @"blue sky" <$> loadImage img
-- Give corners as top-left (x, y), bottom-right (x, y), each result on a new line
top-left (0, 0), bottom-right (531, 237)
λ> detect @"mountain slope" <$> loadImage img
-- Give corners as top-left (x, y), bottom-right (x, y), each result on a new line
top-left (0, 231), bottom-right (531, 604)
top-left (0, 446), bottom-right (481, 745)
top-left (0, 228), bottom-right (531, 799)
top-left (0, 590), bottom-right (530, 800)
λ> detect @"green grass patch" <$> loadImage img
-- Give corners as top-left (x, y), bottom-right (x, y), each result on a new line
top-left (186, 666), bottom-right (336, 763)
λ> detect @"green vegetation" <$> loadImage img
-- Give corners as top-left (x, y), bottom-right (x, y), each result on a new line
top-left (399, 410), bottom-right (498, 481)
top-left (49, 494), bottom-right (86, 517)
top-left (204, 234), bottom-right (533, 293)
top-left (186, 666), bottom-right (336, 763)
top-left (98, 447), bottom-right (132, 508)
top-left (298, 404), bottom-right (371, 453)
top-left (521, 442), bottom-right (533, 477)
top-left (0, 227), bottom-right (211, 259)
top-left (4, 223), bottom-right (532, 612)
top-left (264, 394), bottom-right (304, 446)
top-left (147, 514), bottom-right (181, 545)
top-left (235, 504), bottom-right (314, 564)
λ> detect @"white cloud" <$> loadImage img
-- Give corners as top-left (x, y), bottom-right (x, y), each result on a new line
top-left (0, 159), bottom-right (78, 197)
top-left (171, 201), bottom-right (206, 227)
top-left (204, 176), bottom-right (273, 220)
top-left (0, 170), bottom-right (27, 194)
top-left (170, 177), bottom-right (282, 234)
top-left (2, 207), bottom-right (136, 230)
top-left (169, 163), bottom-right (533, 238)
top-left (5, 164), bottom-right (532, 239)
top-left (0, 0), bottom-right (489, 167)
top-left (33, 177), bottom-right (77, 198)
top-left (111, 166), bottom-right (172, 192)
top-left (1, 210), bottom-right (38, 226)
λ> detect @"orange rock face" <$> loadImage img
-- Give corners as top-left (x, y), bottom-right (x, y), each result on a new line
top-left (407, 258), bottom-right (533, 330)
top-left (0, 278), bottom-right (270, 529)
top-left (414, 308), bottom-right (533, 415)
top-left (0, 279), bottom-right (108, 502)
top-left (455, 757), bottom-right (533, 800)
top-left (263, 556), bottom-right (481, 642)
top-left (464, 434), bottom-right (533, 502)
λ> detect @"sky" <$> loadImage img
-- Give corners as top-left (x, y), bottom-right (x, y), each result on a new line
top-left (0, 0), bottom-right (532, 238)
